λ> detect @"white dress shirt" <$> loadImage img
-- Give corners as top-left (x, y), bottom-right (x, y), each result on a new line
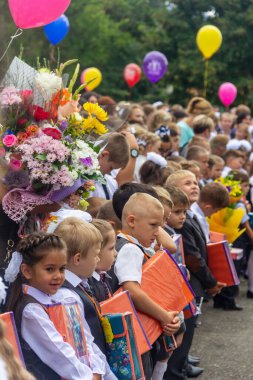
top-left (21, 285), bottom-right (93, 380)
top-left (191, 202), bottom-right (210, 243)
top-left (114, 233), bottom-right (144, 285)
top-left (57, 270), bottom-right (117, 380)
top-left (90, 174), bottom-right (118, 200)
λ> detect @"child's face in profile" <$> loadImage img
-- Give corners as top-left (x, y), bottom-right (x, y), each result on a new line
top-left (209, 162), bottom-right (224, 180)
top-left (228, 157), bottom-right (244, 170)
top-left (21, 248), bottom-right (67, 295)
top-left (96, 230), bottom-right (117, 272)
top-left (240, 181), bottom-right (250, 196)
top-left (131, 208), bottom-right (164, 248)
top-left (99, 152), bottom-right (121, 174)
top-left (177, 175), bottom-right (199, 204)
top-left (167, 204), bottom-right (187, 230)
top-left (76, 241), bottom-right (101, 278)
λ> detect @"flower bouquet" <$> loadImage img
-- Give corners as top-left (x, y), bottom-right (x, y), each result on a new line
top-left (207, 175), bottom-right (246, 243)
top-left (0, 58), bottom-right (108, 223)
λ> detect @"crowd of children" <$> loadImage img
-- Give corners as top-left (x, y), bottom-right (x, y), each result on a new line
top-left (1, 94), bottom-right (253, 380)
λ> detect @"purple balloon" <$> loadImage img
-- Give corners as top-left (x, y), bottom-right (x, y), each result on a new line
top-left (142, 51), bottom-right (168, 83)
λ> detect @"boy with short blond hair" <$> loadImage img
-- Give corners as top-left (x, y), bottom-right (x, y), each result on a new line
top-left (55, 217), bottom-right (117, 380)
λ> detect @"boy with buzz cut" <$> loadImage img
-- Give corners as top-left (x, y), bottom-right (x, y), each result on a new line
top-left (114, 192), bottom-right (180, 380)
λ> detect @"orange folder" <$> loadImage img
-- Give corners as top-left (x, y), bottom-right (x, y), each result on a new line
top-left (111, 250), bottom-right (195, 345)
top-left (0, 312), bottom-right (25, 365)
top-left (210, 231), bottom-right (226, 243)
top-left (47, 302), bottom-right (89, 364)
top-left (100, 290), bottom-right (152, 355)
top-left (207, 240), bottom-right (240, 287)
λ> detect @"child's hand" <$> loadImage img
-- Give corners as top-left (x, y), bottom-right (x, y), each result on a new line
top-left (93, 375), bottom-right (102, 380)
top-left (207, 281), bottom-right (226, 296)
top-left (161, 311), bottom-right (180, 335)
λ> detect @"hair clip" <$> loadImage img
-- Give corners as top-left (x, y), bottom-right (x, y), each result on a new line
top-left (137, 138), bottom-right (147, 147)
top-left (155, 125), bottom-right (170, 138)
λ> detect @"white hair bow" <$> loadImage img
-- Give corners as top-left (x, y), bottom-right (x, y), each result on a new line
top-left (146, 152), bottom-right (167, 168)
top-left (4, 251), bottom-right (23, 284)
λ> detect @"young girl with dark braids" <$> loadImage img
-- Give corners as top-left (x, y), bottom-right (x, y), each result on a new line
top-left (5, 232), bottom-right (104, 380)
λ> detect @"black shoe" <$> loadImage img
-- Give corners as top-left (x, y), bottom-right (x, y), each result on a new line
top-left (188, 354), bottom-right (200, 366)
top-left (247, 290), bottom-right (253, 299)
top-left (213, 302), bottom-right (243, 311)
top-left (186, 364), bottom-right (204, 378)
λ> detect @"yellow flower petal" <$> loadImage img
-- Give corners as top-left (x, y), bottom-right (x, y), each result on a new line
top-left (92, 118), bottom-right (108, 135)
top-left (83, 102), bottom-right (108, 121)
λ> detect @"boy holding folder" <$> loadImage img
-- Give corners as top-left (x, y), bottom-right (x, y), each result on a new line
top-left (164, 171), bottom-right (229, 379)
top-left (114, 192), bottom-right (181, 380)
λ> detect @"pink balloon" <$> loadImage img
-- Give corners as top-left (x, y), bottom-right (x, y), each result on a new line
top-left (8, 0), bottom-right (71, 29)
top-left (218, 82), bottom-right (237, 107)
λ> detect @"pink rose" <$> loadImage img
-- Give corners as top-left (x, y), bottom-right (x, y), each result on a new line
top-left (9, 158), bottom-right (22, 171)
top-left (2, 134), bottom-right (17, 148)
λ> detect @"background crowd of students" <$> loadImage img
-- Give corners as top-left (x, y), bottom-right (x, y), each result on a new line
top-left (1, 93), bottom-right (253, 379)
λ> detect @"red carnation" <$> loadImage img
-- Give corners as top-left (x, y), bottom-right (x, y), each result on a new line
top-left (43, 127), bottom-right (62, 140)
top-left (32, 105), bottom-right (52, 121)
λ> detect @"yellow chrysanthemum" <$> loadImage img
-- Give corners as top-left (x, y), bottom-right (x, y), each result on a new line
top-left (83, 102), bottom-right (108, 121)
top-left (92, 118), bottom-right (108, 135)
top-left (81, 116), bottom-right (96, 132)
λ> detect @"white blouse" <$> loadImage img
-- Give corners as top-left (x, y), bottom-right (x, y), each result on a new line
top-left (56, 270), bottom-right (117, 380)
top-left (21, 285), bottom-right (94, 380)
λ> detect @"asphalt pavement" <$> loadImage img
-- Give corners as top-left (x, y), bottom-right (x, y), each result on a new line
top-left (191, 278), bottom-right (253, 380)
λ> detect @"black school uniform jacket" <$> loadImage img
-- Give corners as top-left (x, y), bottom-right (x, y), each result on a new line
top-left (176, 214), bottom-right (217, 297)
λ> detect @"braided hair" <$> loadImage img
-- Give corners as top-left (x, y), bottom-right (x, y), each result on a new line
top-left (17, 233), bottom-right (66, 266)
top-left (7, 233), bottom-right (66, 311)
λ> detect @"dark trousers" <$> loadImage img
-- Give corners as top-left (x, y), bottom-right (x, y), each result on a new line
top-left (163, 316), bottom-right (196, 380)
top-left (141, 351), bottom-right (153, 380)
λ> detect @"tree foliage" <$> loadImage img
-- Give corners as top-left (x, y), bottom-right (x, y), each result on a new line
top-left (1, 0), bottom-right (253, 106)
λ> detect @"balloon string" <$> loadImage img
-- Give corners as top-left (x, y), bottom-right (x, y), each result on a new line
top-left (0, 28), bottom-right (23, 63)
top-left (203, 59), bottom-right (209, 98)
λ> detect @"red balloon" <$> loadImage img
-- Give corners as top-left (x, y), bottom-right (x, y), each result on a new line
top-left (123, 63), bottom-right (142, 88)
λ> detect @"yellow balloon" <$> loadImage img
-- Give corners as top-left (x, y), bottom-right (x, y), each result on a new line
top-left (196, 25), bottom-right (222, 59)
top-left (81, 67), bottom-right (102, 91)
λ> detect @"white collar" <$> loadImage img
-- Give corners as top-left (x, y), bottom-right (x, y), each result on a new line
top-left (117, 232), bottom-right (142, 246)
top-left (187, 209), bottom-right (194, 218)
top-left (191, 202), bottom-right (205, 219)
top-left (92, 271), bottom-right (112, 281)
top-left (65, 269), bottom-right (83, 287)
top-left (23, 285), bottom-right (59, 304)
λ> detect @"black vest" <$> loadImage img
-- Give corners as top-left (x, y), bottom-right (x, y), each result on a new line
top-left (88, 276), bottom-right (112, 303)
top-left (62, 280), bottom-right (106, 355)
top-left (14, 294), bottom-right (61, 380)
top-left (109, 236), bottom-right (147, 293)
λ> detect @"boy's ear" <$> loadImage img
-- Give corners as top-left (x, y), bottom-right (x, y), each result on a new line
top-left (126, 214), bottom-right (135, 228)
top-left (73, 253), bottom-right (81, 266)
top-left (21, 263), bottom-right (32, 280)
top-left (100, 150), bottom-right (110, 159)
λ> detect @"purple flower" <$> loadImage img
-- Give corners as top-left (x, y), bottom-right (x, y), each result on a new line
top-left (79, 157), bottom-right (93, 167)
top-left (59, 121), bottom-right (68, 132)
top-left (64, 135), bottom-right (73, 143)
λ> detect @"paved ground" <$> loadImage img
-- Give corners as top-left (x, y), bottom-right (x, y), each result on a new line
top-left (191, 278), bottom-right (253, 380)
